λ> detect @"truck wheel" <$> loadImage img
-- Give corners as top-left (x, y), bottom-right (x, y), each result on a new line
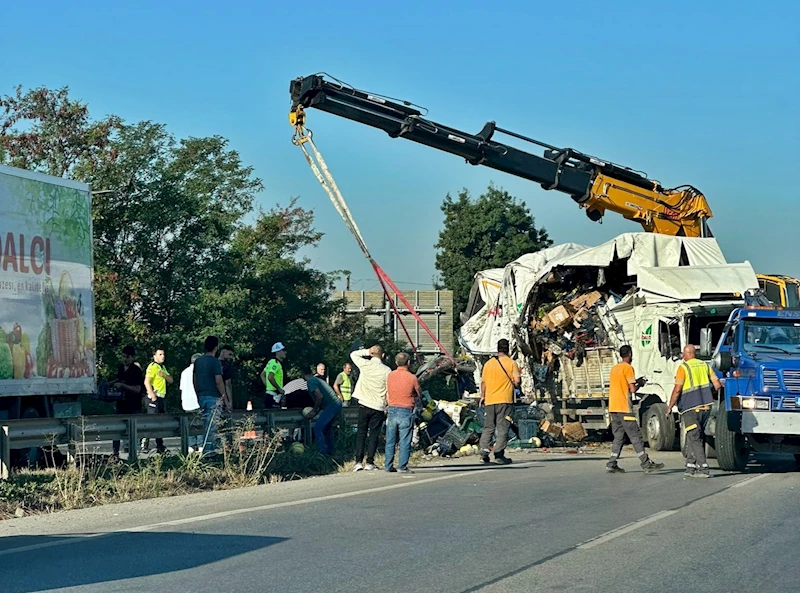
top-left (716, 407), bottom-right (749, 472)
top-left (644, 403), bottom-right (676, 451)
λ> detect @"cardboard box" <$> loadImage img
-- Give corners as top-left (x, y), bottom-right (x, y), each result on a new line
top-left (562, 421), bottom-right (588, 442)
top-left (547, 305), bottom-right (573, 328)
top-left (572, 307), bottom-right (590, 328)
top-left (539, 419), bottom-right (563, 437)
top-left (570, 291), bottom-right (603, 310)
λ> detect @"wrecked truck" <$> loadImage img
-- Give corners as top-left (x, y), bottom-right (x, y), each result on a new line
top-left (459, 233), bottom-right (760, 451)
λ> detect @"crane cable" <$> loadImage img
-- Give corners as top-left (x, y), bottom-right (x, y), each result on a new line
top-left (291, 108), bottom-right (456, 366)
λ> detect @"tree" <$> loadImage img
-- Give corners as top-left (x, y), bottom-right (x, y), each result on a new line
top-left (434, 183), bottom-right (552, 319)
top-left (1, 84), bottom-right (418, 411)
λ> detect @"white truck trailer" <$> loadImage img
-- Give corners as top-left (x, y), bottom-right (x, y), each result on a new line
top-left (0, 164), bottom-right (96, 425)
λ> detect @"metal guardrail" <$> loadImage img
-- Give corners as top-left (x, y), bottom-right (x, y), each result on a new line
top-left (0, 408), bottom-right (361, 480)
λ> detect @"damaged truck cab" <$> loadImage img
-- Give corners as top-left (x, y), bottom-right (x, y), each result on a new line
top-left (710, 307), bottom-right (800, 471)
top-left (558, 269), bottom-right (745, 451)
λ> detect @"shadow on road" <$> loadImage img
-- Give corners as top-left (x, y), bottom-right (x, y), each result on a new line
top-left (0, 531), bottom-right (287, 592)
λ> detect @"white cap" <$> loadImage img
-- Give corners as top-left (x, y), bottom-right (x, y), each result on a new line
top-left (271, 342), bottom-right (285, 353)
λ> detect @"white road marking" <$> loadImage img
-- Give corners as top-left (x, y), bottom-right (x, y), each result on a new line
top-left (729, 473), bottom-right (771, 489)
top-left (577, 472), bottom-right (773, 550)
top-left (1, 469), bottom-right (512, 556)
top-left (577, 510), bottom-right (678, 549)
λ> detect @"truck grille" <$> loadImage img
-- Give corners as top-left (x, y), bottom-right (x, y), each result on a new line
top-left (784, 370), bottom-right (800, 393)
top-left (764, 370), bottom-right (780, 390)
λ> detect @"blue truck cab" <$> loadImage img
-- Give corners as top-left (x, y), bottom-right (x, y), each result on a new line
top-left (711, 306), bottom-right (800, 471)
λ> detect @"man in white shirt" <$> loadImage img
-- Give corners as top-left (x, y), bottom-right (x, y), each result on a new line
top-left (180, 353), bottom-right (202, 452)
top-left (350, 345), bottom-right (391, 471)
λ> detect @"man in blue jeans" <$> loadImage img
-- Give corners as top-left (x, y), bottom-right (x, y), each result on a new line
top-left (193, 336), bottom-right (227, 456)
top-left (303, 367), bottom-right (343, 456)
top-left (385, 352), bottom-right (422, 473)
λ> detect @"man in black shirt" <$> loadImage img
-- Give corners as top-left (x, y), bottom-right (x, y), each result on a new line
top-left (112, 345), bottom-right (144, 458)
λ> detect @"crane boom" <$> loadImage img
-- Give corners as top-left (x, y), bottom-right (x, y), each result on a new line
top-left (289, 74), bottom-right (713, 237)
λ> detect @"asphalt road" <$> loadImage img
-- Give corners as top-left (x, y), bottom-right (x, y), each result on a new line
top-left (1, 448), bottom-right (797, 593)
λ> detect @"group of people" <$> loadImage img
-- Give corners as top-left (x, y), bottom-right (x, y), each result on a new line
top-left (108, 337), bottom-right (234, 457)
top-left (109, 332), bottom-right (718, 475)
top-left (257, 341), bottom-right (422, 471)
top-left (470, 337), bottom-right (723, 477)
top-left (606, 343), bottom-right (722, 477)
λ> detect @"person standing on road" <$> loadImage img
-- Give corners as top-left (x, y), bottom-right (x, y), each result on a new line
top-left (303, 367), bottom-right (343, 456)
top-left (262, 342), bottom-right (287, 409)
top-left (141, 348), bottom-right (173, 455)
top-left (194, 336), bottom-right (227, 456)
top-left (479, 339), bottom-right (520, 465)
top-left (666, 344), bottom-right (722, 478)
top-left (180, 353), bottom-right (202, 452)
top-left (111, 345), bottom-right (143, 458)
top-left (350, 345), bottom-right (391, 471)
top-left (384, 352), bottom-right (421, 474)
top-left (333, 362), bottom-right (354, 407)
top-left (606, 345), bottom-right (665, 474)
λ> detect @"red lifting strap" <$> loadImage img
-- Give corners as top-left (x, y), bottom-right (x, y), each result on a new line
top-left (371, 260), bottom-right (456, 366)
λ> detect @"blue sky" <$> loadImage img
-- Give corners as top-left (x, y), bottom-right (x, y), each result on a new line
top-left (2, 1), bottom-right (798, 294)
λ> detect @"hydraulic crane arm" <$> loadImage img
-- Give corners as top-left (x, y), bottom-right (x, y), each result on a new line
top-left (289, 74), bottom-right (713, 237)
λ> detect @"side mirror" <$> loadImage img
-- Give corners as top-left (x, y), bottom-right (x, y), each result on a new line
top-left (700, 328), bottom-right (712, 358)
top-left (713, 351), bottom-right (732, 373)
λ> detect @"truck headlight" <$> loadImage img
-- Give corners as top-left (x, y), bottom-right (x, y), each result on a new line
top-left (741, 397), bottom-right (770, 410)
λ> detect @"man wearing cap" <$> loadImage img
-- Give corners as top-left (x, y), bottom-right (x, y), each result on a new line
top-left (262, 342), bottom-right (287, 408)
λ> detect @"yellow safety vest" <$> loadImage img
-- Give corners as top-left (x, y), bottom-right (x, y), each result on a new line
top-left (677, 358), bottom-right (714, 413)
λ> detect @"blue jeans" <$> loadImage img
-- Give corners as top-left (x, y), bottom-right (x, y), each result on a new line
top-left (385, 406), bottom-right (414, 470)
top-left (198, 396), bottom-right (221, 453)
top-left (313, 403), bottom-right (342, 455)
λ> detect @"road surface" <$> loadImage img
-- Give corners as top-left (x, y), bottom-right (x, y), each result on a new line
top-left (1, 448), bottom-right (797, 593)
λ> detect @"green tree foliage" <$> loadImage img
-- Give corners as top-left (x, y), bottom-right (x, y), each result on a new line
top-left (0, 85), bottom-right (405, 410)
top-left (434, 183), bottom-right (552, 319)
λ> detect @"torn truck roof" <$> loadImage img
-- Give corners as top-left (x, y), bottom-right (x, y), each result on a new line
top-left (458, 233), bottom-right (740, 355)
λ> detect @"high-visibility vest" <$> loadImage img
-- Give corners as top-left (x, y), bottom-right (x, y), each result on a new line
top-left (677, 358), bottom-right (714, 413)
top-left (339, 372), bottom-right (352, 400)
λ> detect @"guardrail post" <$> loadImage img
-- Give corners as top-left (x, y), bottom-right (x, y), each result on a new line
top-left (0, 426), bottom-right (10, 480)
top-left (266, 411), bottom-right (276, 435)
top-left (303, 419), bottom-right (313, 447)
top-left (66, 422), bottom-right (78, 468)
top-left (179, 415), bottom-right (189, 456)
top-left (127, 418), bottom-right (138, 463)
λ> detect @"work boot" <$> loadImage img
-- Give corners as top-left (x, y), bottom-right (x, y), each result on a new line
top-left (684, 463), bottom-right (697, 479)
top-left (691, 464), bottom-right (711, 478)
top-left (642, 460), bottom-right (665, 473)
top-left (606, 464), bottom-right (625, 474)
top-left (480, 450), bottom-right (491, 464)
top-left (494, 454), bottom-right (512, 465)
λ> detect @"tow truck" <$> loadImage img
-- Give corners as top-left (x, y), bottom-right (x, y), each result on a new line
top-left (712, 306), bottom-right (800, 470)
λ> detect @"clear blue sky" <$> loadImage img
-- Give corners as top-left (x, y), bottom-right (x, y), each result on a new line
top-left (2, 1), bottom-right (798, 293)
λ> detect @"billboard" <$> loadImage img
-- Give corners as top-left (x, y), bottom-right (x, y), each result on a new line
top-left (0, 165), bottom-right (96, 396)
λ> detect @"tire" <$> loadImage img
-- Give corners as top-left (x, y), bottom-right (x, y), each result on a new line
top-left (794, 454), bottom-right (800, 470)
top-left (644, 403), bottom-right (676, 451)
top-left (716, 407), bottom-right (749, 472)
